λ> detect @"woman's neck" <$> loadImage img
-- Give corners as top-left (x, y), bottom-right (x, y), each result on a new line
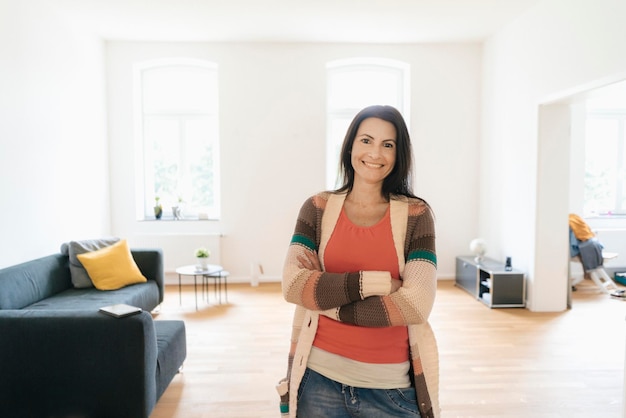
top-left (345, 186), bottom-right (388, 207)
top-left (343, 187), bottom-right (389, 226)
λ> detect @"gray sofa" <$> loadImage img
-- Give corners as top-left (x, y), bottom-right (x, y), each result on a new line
top-left (0, 249), bottom-right (187, 418)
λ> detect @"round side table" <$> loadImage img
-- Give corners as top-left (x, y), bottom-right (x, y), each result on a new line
top-left (175, 264), bottom-right (223, 310)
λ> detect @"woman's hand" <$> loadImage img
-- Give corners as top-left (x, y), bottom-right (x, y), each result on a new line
top-left (297, 251), bottom-right (322, 271)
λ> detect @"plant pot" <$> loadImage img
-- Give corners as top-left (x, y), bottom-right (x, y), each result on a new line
top-left (197, 257), bottom-right (208, 271)
top-left (154, 206), bottom-right (163, 219)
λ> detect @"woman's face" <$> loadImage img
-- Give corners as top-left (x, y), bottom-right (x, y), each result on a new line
top-left (350, 117), bottom-right (397, 187)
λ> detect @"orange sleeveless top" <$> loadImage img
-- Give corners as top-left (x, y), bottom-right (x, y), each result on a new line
top-left (313, 206), bottom-right (409, 364)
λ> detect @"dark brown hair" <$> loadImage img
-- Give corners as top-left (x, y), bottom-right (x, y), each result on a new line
top-left (335, 105), bottom-right (416, 198)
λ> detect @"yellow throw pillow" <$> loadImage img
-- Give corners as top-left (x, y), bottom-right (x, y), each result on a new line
top-left (76, 239), bottom-right (147, 290)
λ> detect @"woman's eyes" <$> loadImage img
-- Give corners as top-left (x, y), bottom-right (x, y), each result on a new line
top-left (359, 138), bottom-right (395, 148)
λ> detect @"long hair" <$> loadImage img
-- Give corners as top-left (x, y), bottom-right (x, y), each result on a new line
top-left (335, 105), bottom-right (416, 198)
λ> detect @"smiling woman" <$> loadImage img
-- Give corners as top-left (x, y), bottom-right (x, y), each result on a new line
top-left (342, 117), bottom-right (398, 227)
top-left (350, 118), bottom-right (397, 187)
top-left (278, 105), bottom-right (439, 418)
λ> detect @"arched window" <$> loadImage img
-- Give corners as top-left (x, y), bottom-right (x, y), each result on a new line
top-left (326, 58), bottom-right (410, 189)
top-left (134, 58), bottom-right (220, 220)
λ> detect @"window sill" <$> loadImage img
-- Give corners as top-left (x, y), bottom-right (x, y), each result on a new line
top-left (586, 213), bottom-right (626, 219)
top-left (140, 217), bottom-right (219, 222)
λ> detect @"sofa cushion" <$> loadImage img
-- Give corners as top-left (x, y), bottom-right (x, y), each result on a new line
top-left (77, 240), bottom-right (148, 291)
top-left (65, 237), bottom-right (120, 288)
top-left (154, 320), bottom-right (187, 399)
top-left (24, 281), bottom-right (160, 312)
top-left (0, 254), bottom-right (71, 309)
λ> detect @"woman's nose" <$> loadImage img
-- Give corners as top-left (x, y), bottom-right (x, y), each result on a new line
top-left (368, 145), bottom-right (382, 158)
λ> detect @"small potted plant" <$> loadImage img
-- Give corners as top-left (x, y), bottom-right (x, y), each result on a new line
top-left (195, 247), bottom-right (211, 271)
top-left (172, 196), bottom-right (184, 220)
top-left (154, 196), bottom-right (163, 220)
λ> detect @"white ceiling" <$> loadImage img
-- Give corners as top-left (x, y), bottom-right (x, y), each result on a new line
top-left (54, 0), bottom-right (543, 43)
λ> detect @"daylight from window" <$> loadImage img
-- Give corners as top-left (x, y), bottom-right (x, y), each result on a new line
top-left (135, 59), bottom-right (220, 220)
top-left (326, 58), bottom-right (410, 189)
top-left (584, 81), bottom-right (626, 217)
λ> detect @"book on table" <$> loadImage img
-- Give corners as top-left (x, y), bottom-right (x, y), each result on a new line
top-left (99, 303), bottom-right (142, 318)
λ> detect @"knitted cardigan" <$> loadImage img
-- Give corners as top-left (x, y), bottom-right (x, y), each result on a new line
top-left (277, 191), bottom-right (440, 418)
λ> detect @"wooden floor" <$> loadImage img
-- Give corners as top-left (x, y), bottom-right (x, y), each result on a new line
top-left (150, 279), bottom-right (625, 418)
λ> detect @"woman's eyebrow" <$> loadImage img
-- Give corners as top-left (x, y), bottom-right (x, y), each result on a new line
top-left (357, 133), bottom-right (396, 142)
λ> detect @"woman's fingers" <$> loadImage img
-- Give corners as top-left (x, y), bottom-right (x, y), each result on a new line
top-left (306, 251), bottom-right (321, 270)
top-left (297, 252), bottom-right (321, 271)
top-left (312, 259), bottom-right (321, 271)
top-left (297, 255), bottom-right (309, 268)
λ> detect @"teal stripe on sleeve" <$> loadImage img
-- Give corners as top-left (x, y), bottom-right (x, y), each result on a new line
top-left (408, 249), bottom-right (437, 266)
top-left (290, 234), bottom-right (316, 252)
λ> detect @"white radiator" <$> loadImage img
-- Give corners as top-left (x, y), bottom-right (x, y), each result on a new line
top-left (130, 234), bottom-right (222, 273)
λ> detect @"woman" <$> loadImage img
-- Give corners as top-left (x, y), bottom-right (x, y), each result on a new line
top-left (277, 105), bottom-right (439, 418)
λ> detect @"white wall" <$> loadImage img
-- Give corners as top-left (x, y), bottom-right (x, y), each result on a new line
top-left (0, 1), bottom-right (109, 268)
top-left (8, 0), bottom-right (625, 309)
top-left (106, 42), bottom-right (482, 282)
top-left (482, 0), bottom-right (626, 311)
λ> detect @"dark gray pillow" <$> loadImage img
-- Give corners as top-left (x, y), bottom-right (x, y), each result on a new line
top-left (62, 238), bottom-right (120, 288)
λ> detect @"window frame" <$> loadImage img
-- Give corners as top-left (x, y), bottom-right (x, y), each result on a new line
top-left (133, 58), bottom-right (220, 221)
top-left (325, 57), bottom-right (410, 189)
top-left (584, 109), bottom-right (626, 216)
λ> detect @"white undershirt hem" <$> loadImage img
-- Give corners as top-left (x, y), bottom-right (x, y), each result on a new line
top-left (307, 346), bottom-right (411, 389)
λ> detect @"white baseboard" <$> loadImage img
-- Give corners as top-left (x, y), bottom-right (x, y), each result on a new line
top-left (164, 272), bottom-right (281, 286)
top-left (165, 272), bottom-right (455, 286)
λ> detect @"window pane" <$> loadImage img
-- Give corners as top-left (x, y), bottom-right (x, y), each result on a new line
top-left (326, 116), bottom-right (353, 188)
top-left (184, 117), bottom-right (217, 210)
top-left (146, 118), bottom-right (180, 202)
top-left (584, 118), bottom-right (619, 214)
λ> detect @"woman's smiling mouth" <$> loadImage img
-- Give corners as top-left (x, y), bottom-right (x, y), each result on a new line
top-left (363, 161), bottom-right (384, 168)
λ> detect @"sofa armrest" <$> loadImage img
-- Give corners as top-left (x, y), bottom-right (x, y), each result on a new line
top-left (132, 248), bottom-right (165, 304)
top-left (0, 310), bottom-right (158, 418)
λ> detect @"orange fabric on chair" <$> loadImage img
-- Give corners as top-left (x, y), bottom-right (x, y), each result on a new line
top-left (569, 213), bottom-right (595, 241)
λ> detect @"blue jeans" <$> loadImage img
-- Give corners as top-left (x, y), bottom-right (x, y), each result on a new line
top-left (297, 368), bottom-right (421, 418)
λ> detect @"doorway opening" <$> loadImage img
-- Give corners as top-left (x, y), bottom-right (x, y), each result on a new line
top-left (538, 78), bottom-right (626, 309)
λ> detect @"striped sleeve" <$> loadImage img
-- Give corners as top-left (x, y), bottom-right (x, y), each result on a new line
top-left (282, 194), bottom-right (392, 311)
top-left (329, 199), bottom-right (437, 327)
